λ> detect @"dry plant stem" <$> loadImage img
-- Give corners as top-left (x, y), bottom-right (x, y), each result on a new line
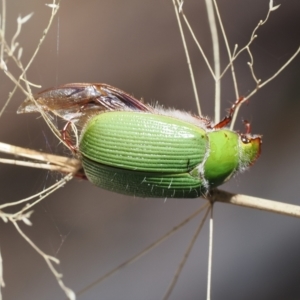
top-left (213, 0), bottom-right (239, 105)
top-left (243, 46), bottom-right (300, 101)
top-left (0, 171), bottom-right (74, 299)
top-left (176, 0), bottom-right (298, 132)
top-left (0, 2), bottom-right (65, 148)
top-left (0, 0), bottom-right (6, 64)
top-left (209, 189), bottom-right (300, 218)
top-left (12, 174), bottom-right (72, 218)
top-left (2, 142), bottom-right (300, 218)
top-left (229, 46), bottom-right (300, 129)
top-left (216, 0), bottom-right (279, 99)
top-left (163, 205), bottom-right (211, 300)
top-left (0, 2), bottom-right (75, 296)
top-left (77, 202), bottom-right (210, 297)
top-left (22, 1), bottom-right (60, 75)
top-left (0, 247), bottom-right (4, 300)
top-left (226, 1), bottom-right (284, 128)
top-left (0, 141), bottom-right (81, 173)
top-left (9, 13), bottom-right (34, 56)
top-left (227, 0), bottom-right (279, 76)
top-left (0, 249), bottom-right (3, 287)
top-left (0, 158), bottom-right (76, 172)
top-left (206, 204), bottom-right (214, 300)
top-left (12, 220), bottom-right (75, 300)
top-left (0, 173), bottom-right (72, 211)
top-left (2, 65), bottom-right (65, 149)
top-left (0, 13), bottom-right (36, 116)
top-left (175, 0), bottom-right (215, 79)
top-left (205, 0), bottom-right (221, 124)
top-left (0, 0), bottom-right (63, 149)
top-left (0, 174), bottom-right (73, 228)
top-left (173, 0), bottom-right (201, 116)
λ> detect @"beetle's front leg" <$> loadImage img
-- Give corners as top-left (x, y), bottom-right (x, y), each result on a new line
top-left (213, 96), bottom-right (245, 129)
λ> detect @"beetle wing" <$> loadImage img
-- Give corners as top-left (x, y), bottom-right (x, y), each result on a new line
top-left (93, 84), bottom-right (152, 112)
top-left (17, 83), bottom-right (153, 126)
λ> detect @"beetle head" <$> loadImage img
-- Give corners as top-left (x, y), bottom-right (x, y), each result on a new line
top-left (238, 134), bottom-right (262, 171)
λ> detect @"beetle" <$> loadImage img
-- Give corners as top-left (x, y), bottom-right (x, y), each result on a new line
top-left (17, 83), bottom-right (262, 198)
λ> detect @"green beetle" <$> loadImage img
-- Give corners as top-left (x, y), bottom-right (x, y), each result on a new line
top-left (18, 83), bottom-right (261, 198)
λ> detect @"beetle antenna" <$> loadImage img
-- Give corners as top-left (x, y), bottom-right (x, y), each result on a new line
top-left (242, 119), bottom-right (251, 134)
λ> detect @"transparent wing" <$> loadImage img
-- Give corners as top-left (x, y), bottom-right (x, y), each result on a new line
top-left (17, 83), bottom-right (153, 126)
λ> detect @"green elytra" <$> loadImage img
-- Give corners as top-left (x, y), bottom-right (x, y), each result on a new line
top-left (79, 111), bottom-right (261, 198)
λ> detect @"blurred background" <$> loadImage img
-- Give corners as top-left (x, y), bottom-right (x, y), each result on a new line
top-left (0, 0), bottom-right (299, 299)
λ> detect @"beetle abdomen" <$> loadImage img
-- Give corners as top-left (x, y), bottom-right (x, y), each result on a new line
top-left (80, 111), bottom-right (207, 173)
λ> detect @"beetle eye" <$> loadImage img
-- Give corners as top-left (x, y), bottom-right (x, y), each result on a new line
top-left (241, 135), bottom-right (250, 144)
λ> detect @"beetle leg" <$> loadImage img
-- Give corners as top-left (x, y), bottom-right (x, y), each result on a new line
top-left (213, 96), bottom-right (245, 129)
top-left (60, 103), bottom-right (93, 152)
top-left (61, 121), bottom-right (77, 153)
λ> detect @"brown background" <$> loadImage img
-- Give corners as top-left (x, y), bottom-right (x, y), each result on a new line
top-left (0, 0), bottom-right (300, 299)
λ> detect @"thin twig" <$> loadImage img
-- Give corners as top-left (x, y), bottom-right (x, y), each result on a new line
top-left (0, 0), bottom-right (6, 63)
top-left (12, 220), bottom-right (75, 300)
top-left (229, 0), bottom-right (282, 128)
top-left (205, 0), bottom-right (221, 124)
top-left (213, 0), bottom-right (239, 107)
top-left (23, 1), bottom-right (60, 75)
top-left (0, 173), bottom-right (72, 211)
top-left (243, 46), bottom-right (300, 103)
top-left (176, 1), bottom-right (215, 79)
top-left (0, 2), bottom-right (77, 298)
top-left (0, 247), bottom-right (4, 300)
top-left (206, 203), bottom-right (214, 300)
top-left (173, 0), bottom-right (201, 116)
top-left (0, 1), bottom-right (63, 149)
